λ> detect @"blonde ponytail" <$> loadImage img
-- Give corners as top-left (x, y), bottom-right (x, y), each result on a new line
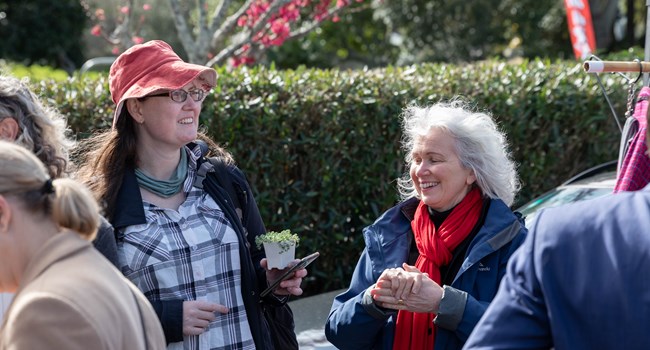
top-left (51, 178), bottom-right (99, 240)
top-left (0, 141), bottom-right (99, 239)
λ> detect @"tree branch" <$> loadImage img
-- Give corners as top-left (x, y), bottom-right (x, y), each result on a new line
top-left (196, 0), bottom-right (211, 61)
top-left (248, 0), bottom-right (293, 37)
top-left (208, 2), bottom-right (367, 66)
top-left (209, 0), bottom-right (234, 34)
top-left (92, 0), bottom-right (364, 66)
top-left (106, 0), bottom-right (136, 48)
top-left (207, 0), bottom-right (293, 66)
top-left (287, 3), bottom-right (370, 41)
top-left (210, 0), bottom-right (256, 50)
top-left (168, 0), bottom-right (198, 62)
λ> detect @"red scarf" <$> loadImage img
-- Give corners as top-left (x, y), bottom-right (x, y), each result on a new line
top-left (393, 187), bottom-right (483, 350)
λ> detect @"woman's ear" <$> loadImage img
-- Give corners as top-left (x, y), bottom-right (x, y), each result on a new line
top-left (125, 99), bottom-right (144, 125)
top-left (0, 118), bottom-right (20, 141)
top-left (0, 195), bottom-right (12, 234)
top-left (466, 170), bottom-right (477, 186)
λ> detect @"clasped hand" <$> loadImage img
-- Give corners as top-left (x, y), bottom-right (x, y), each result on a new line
top-left (370, 263), bottom-right (443, 314)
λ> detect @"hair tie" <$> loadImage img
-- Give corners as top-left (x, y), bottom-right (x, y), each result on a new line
top-left (42, 178), bottom-right (55, 195)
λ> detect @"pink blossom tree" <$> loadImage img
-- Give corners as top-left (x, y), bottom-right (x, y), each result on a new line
top-left (90, 0), bottom-right (149, 55)
top-left (90, 0), bottom-right (367, 66)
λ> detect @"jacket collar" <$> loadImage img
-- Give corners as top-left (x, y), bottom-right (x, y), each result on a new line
top-left (461, 198), bottom-right (523, 263)
top-left (111, 145), bottom-right (202, 230)
top-left (0, 232), bottom-right (90, 333)
top-left (19, 232), bottom-right (90, 293)
top-left (364, 197), bottom-right (523, 267)
top-left (399, 197), bottom-right (420, 221)
top-left (379, 196), bottom-right (519, 246)
top-left (112, 167), bottom-right (146, 229)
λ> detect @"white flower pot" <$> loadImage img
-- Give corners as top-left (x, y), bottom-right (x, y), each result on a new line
top-left (263, 241), bottom-right (296, 269)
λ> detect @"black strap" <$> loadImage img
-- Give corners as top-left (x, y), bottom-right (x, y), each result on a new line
top-left (207, 157), bottom-right (242, 211)
top-left (189, 140), bottom-right (242, 212)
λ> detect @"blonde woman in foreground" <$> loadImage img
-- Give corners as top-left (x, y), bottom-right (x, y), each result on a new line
top-left (0, 141), bottom-right (165, 350)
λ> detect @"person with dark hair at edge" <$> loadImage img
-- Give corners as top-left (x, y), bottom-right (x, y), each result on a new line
top-left (0, 75), bottom-right (120, 320)
top-left (76, 40), bottom-right (306, 349)
top-left (0, 74), bottom-right (119, 266)
top-left (326, 100), bottom-right (527, 350)
top-left (0, 141), bottom-right (165, 349)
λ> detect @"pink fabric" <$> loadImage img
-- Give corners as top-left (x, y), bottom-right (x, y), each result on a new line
top-left (614, 86), bottom-right (650, 192)
top-left (108, 40), bottom-right (217, 128)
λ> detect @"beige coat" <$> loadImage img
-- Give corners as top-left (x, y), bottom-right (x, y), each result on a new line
top-left (0, 232), bottom-right (165, 349)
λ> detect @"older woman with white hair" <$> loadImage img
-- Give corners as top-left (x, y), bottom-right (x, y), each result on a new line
top-left (325, 100), bottom-right (528, 350)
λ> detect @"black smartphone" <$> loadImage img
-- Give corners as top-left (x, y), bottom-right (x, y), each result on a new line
top-left (261, 252), bottom-right (320, 298)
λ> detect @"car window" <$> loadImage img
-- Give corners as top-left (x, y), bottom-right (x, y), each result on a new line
top-left (517, 187), bottom-right (614, 225)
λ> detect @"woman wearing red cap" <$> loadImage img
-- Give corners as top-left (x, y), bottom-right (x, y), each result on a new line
top-left (76, 40), bottom-right (305, 350)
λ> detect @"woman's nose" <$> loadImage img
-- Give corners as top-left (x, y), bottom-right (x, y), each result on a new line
top-left (416, 163), bottom-right (429, 176)
top-left (183, 97), bottom-right (202, 110)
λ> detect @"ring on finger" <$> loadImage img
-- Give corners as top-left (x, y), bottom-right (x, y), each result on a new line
top-left (397, 299), bottom-right (404, 305)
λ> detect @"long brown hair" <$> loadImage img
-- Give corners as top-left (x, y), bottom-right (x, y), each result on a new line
top-left (75, 107), bottom-right (233, 221)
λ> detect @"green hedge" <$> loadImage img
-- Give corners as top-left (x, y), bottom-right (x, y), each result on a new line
top-left (33, 59), bottom-right (627, 295)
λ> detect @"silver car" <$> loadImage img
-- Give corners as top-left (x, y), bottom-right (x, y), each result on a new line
top-left (516, 160), bottom-right (617, 225)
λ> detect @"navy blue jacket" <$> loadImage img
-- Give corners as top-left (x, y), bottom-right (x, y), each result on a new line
top-left (325, 196), bottom-right (527, 350)
top-left (465, 186), bottom-right (650, 350)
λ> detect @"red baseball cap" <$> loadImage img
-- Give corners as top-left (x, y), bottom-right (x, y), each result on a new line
top-left (108, 40), bottom-right (217, 128)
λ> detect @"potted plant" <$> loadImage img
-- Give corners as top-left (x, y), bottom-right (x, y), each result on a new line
top-left (255, 229), bottom-right (300, 269)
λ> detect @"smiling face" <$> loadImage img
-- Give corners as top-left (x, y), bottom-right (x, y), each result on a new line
top-left (409, 127), bottom-right (476, 211)
top-left (128, 80), bottom-right (206, 151)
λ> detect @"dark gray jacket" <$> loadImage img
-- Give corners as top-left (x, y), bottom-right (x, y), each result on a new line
top-left (92, 216), bottom-right (119, 268)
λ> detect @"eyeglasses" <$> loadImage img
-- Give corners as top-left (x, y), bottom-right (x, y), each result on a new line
top-left (148, 89), bottom-right (206, 102)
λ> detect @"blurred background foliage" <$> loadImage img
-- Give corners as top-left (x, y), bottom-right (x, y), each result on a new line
top-left (23, 59), bottom-right (632, 294)
top-left (1, 0), bottom-right (648, 71)
top-left (1, 0), bottom-right (649, 296)
top-left (0, 0), bottom-right (88, 73)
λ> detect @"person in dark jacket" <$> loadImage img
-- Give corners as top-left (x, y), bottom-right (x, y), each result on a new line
top-left (0, 74), bottom-right (119, 320)
top-left (75, 40), bottom-right (306, 350)
top-left (325, 100), bottom-right (527, 350)
top-left (463, 107), bottom-right (650, 350)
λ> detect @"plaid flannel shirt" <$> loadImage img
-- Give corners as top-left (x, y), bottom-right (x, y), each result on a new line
top-left (117, 146), bottom-right (255, 350)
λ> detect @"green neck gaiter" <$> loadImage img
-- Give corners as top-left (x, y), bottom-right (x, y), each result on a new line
top-left (135, 149), bottom-right (188, 198)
